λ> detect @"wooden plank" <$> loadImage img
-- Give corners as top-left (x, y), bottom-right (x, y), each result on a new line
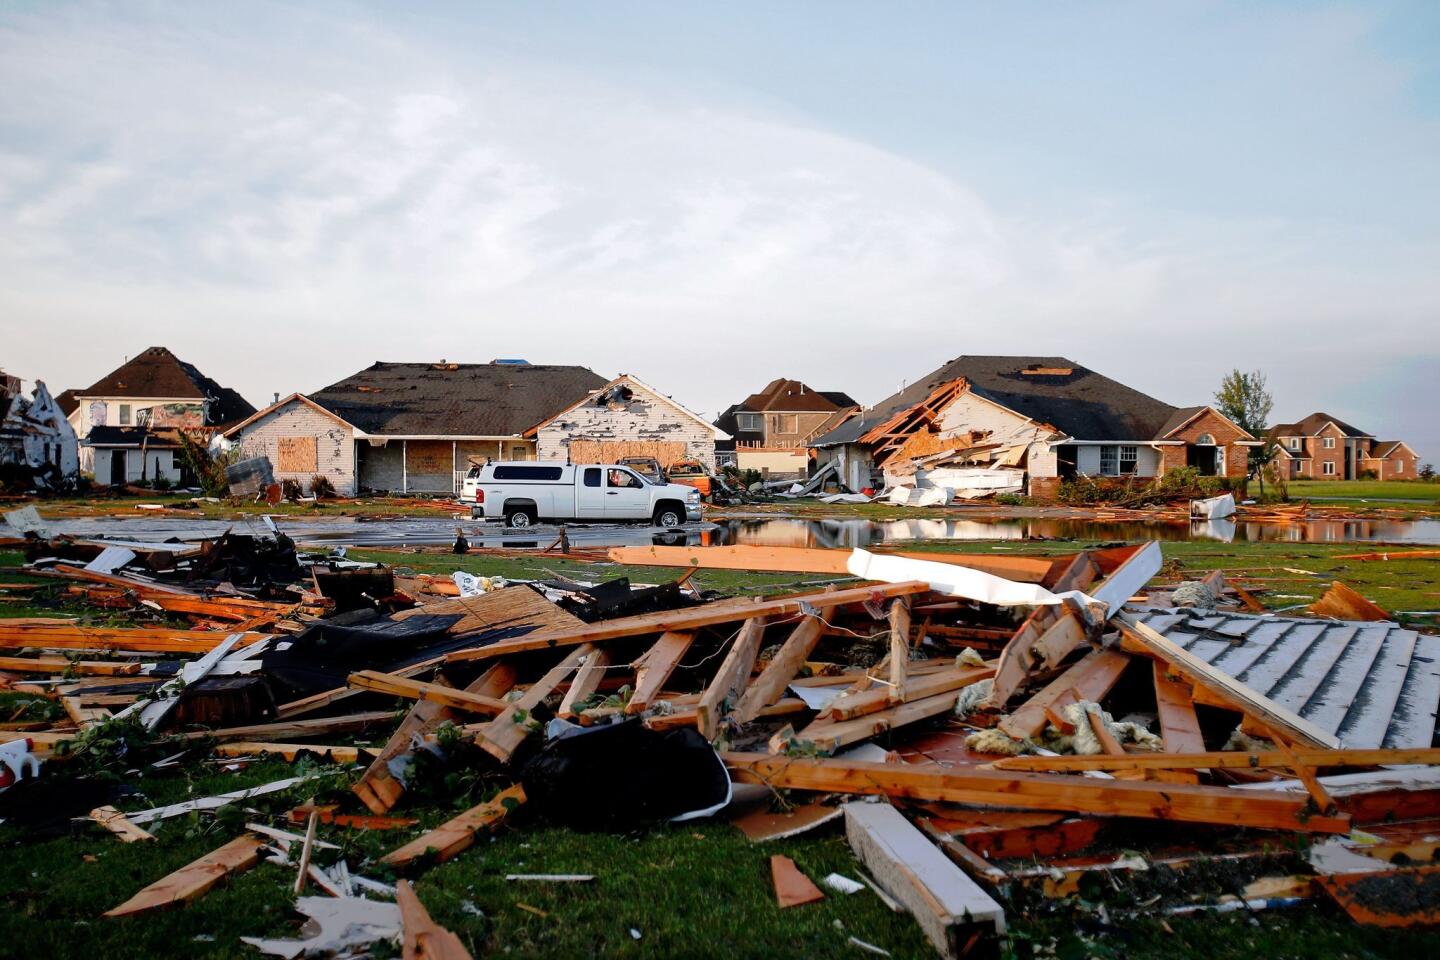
top-left (558, 649), bottom-right (611, 718)
top-left (822, 665), bottom-right (995, 722)
top-left (695, 617), bottom-right (768, 740)
top-left (347, 671), bottom-right (509, 716)
top-left (626, 631), bottom-right (695, 714)
top-left (646, 697), bottom-right (806, 732)
top-left (61, 696), bottom-right (110, 728)
top-left (397, 879), bottom-right (474, 960)
top-left (90, 805), bottom-right (155, 843)
top-left (606, 544), bottom-right (1056, 583)
top-left (1263, 723), bottom-right (1336, 814)
top-left (998, 649), bottom-right (1132, 741)
top-left (1086, 710), bottom-right (1126, 756)
top-left (445, 581), bottom-right (931, 662)
top-left (0, 623), bottom-right (270, 653)
top-left (844, 802), bottom-right (1005, 958)
top-left (770, 855), bottom-right (826, 908)
top-left (1309, 581), bottom-right (1390, 622)
top-left (104, 835), bottom-right (265, 917)
top-left (726, 754), bottom-right (1351, 834)
top-left (988, 746), bottom-right (1440, 772)
top-left (473, 648), bottom-right (592, 764)
top-left (784, 689), bottom-right (963, 754)
top-left (887, 598), bottom-right (911, 701)
top-left (214, 742), bottom-right (364, 763)
top-left (381, 784), bottom-right (526, 869)
top-left (1114, 612), bottom-right (1340, 749)
top-left (180, 710), bottom-right (397, 743)
top-left (0, 656), bottom-right (140, 676)
top-left (733, 609), bottom-right (835, 724)
top-left (1153, 661), bottom-right (1205, 754)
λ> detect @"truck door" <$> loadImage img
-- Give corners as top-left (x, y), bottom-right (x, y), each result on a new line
top-left (577, 466), bottom-right (607, 519)
top-left (604, 467), bottom-right (650, 519)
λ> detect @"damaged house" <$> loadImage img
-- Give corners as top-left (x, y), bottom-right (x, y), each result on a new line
top-left (528, 374), bottom-right (729, 470)
top-left (714, 378), bottom-right (857, 478)
top-left (226, 361), bottom-right (608, 496)
top-left (0, 377), bottom-right (79, 489)
top-left (64, 347), bottom-right (256, 486)
top-left (810, 356), bottom-right (1259, 500)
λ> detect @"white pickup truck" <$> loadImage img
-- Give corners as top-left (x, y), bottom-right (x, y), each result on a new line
top-left (461, 461), bottom-right (703, 528)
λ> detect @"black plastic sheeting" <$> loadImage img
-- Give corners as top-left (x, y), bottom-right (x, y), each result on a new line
top-left (520, 719), bottom-right (731, 831)
top-left (260, 610), bottom-right (461, 700)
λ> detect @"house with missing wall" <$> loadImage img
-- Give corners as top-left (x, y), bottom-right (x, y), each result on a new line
top-left (1269, 413), bottom-right (1419, 480)
top-left (226, 361), bottom-right (608, 496)
top-left (0, 378), bottom-right (79, 490)
top-left (714, 378), bottom-right (857, 478)
top-left (64, 347), bottom-right (255, 486)
top-left (810, 356), bottom-right (1259, 498)
top-left (527, 374), bottom-right (728, 470)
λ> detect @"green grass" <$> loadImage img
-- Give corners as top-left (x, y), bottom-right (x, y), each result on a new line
top-left (1286, 480), bottom-right (1440, 502)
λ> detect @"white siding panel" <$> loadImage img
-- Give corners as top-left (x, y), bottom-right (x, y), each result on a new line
top-left (234, 401), bottom-right (356, 495)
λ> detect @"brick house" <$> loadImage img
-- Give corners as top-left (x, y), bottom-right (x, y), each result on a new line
top-left (226, 361), bottom-right (606, 495)
top-left (811, 356), bottom-right (1260, 498)
top-left (714, 378), bottom-right (857, 477)
top-left (1269, 413), bottom-right (1419, 480)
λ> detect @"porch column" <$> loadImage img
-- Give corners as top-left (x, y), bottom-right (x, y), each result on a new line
top-left (402, 439), bottom-right (408, 494)
top-left (452, 440), bottom-right (457, 494)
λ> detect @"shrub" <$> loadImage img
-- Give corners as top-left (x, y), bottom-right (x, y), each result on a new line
top-left (281, 478), bottom-right (305, 500)
top-left (176, 429), bottom-right (241, 497)
top-left (310, 474), bottom-right (337, 499)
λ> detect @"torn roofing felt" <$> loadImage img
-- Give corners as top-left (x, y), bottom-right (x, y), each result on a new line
top-left (1134, 607), bottom-right (1440, 749)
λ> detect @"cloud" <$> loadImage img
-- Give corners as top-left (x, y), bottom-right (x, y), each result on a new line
top-left (0, 2), bottom-right (1435, 461)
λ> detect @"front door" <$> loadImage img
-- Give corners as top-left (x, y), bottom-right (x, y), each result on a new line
top-left (576, 466), bottom-right (608, 518)
top-left (1187, 445), bottom-right (1218, 476)
top-left (109, 450), bottom-right (127, 486)
top-left (603, 467), bottom-right (650, 519)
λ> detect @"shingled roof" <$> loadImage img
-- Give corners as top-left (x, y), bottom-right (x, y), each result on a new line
top-left (1269, 412), bottom-right (1373, 439)
top-left (76, 347), bottom-right (255, 426)
top-left (813, 356), bottom-right (1182, 447)
top-left (307, 361), bottom-right (609, 437)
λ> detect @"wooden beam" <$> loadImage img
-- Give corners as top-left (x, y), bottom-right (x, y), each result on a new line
top-left (0, 656), bottom-right (140, 676)
top-left (988, 746), bottom-right (1440, 773)
top-left (180, 710), bottom-right (397, 743)
top-left (1263, 723), bottom-right (1336, 815)
top-left (104, 835), bottom-right (264, 917)
top-left (1086, 710), bottom-right (1126, 756)
top-left (558, 649), bottom-right (611, 718)
top-left (90, 805), bottom-right (155, 843)
top-left (782, 688), bottom-right (964, 754)
top-left (602, 545), bottom-right (1057, 584)
top-left (732, 609), bottom-right (835, 724)
top-left (1114, 612), bottom-right (1339, 749)
top-left (213, 742), bottom-right (363, 763)
top-left (472, 647), bottom-right (592, 764)
top-left (381, 784), bottom-right (526, 869)
top-left (887, 598), bottom-right (911, 702)
top-left (844, 802), bottom-right (1005, 957)
top-left (821, 665), bottom-right (995, 722)
top-left (0, 623), bottom-right (270, 653)
top-left (444, 581), bottom-right (931, 662)
top-left (695, 616), bottom-right (768, 740)
top-left (626, 632), bottom-right (695, 714)
top-left (725, 754), bottom-right (1351, 833)
top-left (347, 671), bottom-right (509, 716)
top-left (1153, 661), bottom-right (1205, 754)
top-left (397, 879), bottom-right (474, 960)
top-left (998, 650), bottom-right (1132, 741)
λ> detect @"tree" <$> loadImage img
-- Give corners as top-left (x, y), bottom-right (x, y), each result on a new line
top-left (1214, 369), bottom-right (1274, 437)
top-left (1214, 369), bottom-right (1276, 494)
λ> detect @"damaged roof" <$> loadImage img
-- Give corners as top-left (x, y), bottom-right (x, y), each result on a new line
top-left (75, 347), bottom-right (256, 426)
top-left (1134, 607), bottom-right (1440, 749)
top-left (308, 361), bottom-right (609, 438)
top-left (813, 356), bottom-right (1181, 446)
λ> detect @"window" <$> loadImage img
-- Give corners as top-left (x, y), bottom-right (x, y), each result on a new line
top-left (735, 413), bottom-right (763, 432)
top-left (583, 467), bottom-right (601, 487)
top-left (607, 469), bottom-right (642, 489)
top-left (492, 465), bottom-right (565, 481)
top-left (1118, 446), bottom-right (1138, 475)
top-left (771, 413), bottom-right (798, 434)
top-left (1323, 436), bottom-right (1335, 449)
top-left (118, 403), bottom-right (131, 426)
top-left (1099, 445), bottom-right (1118, 476)
top-left (1394, 461), bottom-right (1404, 474)
top-left (1287, 438), bottom-right (1301, 451)
top-left (1323, 461), bottom-right (1336, 475)
top-left (1195, 433), bottom-right (1214, 445)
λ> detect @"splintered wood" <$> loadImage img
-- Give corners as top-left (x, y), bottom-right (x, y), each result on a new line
top-left (382, 784), bottom-right (526, 869)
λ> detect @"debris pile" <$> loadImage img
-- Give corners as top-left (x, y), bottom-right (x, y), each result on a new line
top-left (2, 533), bottom-right (1438, 955)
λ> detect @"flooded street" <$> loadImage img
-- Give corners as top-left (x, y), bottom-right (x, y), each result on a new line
top-left (30, 510), bottom-right (1440, 550)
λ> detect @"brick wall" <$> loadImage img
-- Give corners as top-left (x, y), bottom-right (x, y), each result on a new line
top-left (1159, 409), bottom-right (1252, 477)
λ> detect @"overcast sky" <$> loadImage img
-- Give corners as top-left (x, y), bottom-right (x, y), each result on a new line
top-left (2, 1), bottom-right (1437, 459)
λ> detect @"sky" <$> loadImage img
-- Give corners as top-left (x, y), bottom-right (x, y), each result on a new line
top-left (1, 1), bottom-right (1437, 459)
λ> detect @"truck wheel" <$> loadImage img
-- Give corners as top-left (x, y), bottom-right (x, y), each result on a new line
top-left (653, 503), bottom-right (685, 528)
top-left (505, 508), bottom-right (536, 528)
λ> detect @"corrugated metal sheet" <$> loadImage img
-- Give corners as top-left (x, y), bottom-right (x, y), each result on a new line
top-left (1134, 607), bottom-right (1440, 749)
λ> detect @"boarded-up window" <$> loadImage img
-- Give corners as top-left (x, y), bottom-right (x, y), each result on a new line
top-left (277, 437), bottom-right (318, 473)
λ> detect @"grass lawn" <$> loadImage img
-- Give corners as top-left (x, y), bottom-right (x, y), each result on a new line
top-left (2, 540), bottom-right (1439, 956)
top-left (1286, 480), bottom-right (1440, 502)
